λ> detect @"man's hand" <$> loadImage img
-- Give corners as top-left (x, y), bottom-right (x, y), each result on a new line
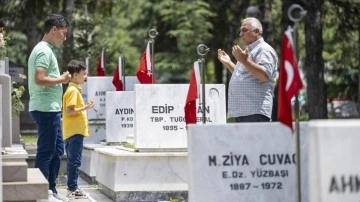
top-left (61, 71), bottom-right (72, 84)
top-left (217, 49), bottom-right (236, 72)
top-left (232, 45), bottom-right (248, 64)
top-left (217, 49), bottom-right (231, 64)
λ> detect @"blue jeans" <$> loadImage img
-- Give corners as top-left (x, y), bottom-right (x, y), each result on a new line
top-left (235, 114), bottom-right (270, 122)
top-left (65, 134), bottom-right (84, 191)
top-left (30, 111), bottom-right (64, 194)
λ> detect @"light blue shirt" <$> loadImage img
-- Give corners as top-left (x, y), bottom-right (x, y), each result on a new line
top-left (228, 38), bottom-right (278, 118)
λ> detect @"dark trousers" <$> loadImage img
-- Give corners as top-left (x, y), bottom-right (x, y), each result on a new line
top-left (235, 114), bottom-right (270, 123)
top-left (65, 134), bottom-right (84, 191)
top-left (30, 111), bottom-right (64, 194)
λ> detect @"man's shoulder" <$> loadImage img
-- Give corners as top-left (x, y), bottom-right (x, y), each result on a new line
top-left (258, 41), bottom-right (277, 57)
top-left (31, 42), bottom-right (53, 57)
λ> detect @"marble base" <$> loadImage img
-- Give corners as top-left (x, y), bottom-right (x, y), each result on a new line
top-left (87, 120), bottom-right (106, 143)
top-left (2, 144), bottom-right (28, 161)
top-left (79, 143), bottom-right (109, 184)
top-left (94, 147), bottom-right (188, 201)
top-left (99, 183), bottom-right (187, 202)
top-left (2, 161), bottom-right (27, 182)
top-left (3, 168), bottom-right (48, 201)
top-left (2, 144), bottom-right (29, 183)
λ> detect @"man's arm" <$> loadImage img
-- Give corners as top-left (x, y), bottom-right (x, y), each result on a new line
top-left (35, 67), bottom-right (71, 86)
top-left (232, 45), bottom-right (269, 82)
top-left (240, 59), bottom-right (269, 81)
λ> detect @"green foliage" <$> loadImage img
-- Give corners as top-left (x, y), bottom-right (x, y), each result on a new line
top-left (0, 27), bottom-right (10, 59)
top-left (6, 31), bottom-right (27, 65)
top-left (11, 82), bottom-right (25, 116)
top-left (170, 198), bottom-right (185, 202)
top-left (323, 1), bottom-right (360, 101)
top-left (92, 0), bottom-right (215, 81)
top-left (1, 0), bottom-right (360, 108)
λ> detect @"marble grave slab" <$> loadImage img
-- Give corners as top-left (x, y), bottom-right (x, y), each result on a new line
top-left (86, 77), bottom-right (115, 120)
top-left (106, 91), bottom-right (135, 143)
top-left (134, 84), bottom-right (226, 150)
top-left (309, 120), bottom-right (360, 202)
top-left (187, 122), bottom-right (309, 202)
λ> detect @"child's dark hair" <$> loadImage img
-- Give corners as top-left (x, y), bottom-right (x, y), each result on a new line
top-left (67, 60), bottom-right (87, 76)
top-left (44, 14), bottom-right (69, 33)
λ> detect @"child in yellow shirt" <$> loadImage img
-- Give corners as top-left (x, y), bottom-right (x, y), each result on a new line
top-left (62, 60), bottom-right (94, 199)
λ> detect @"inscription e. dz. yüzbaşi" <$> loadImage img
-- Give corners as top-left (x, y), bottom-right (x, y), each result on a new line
top-left (207, 153), bottom-right (296, 191)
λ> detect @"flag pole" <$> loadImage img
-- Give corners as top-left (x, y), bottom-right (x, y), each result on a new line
top-left (120, 46), bottom-right (125, 91)
top-left (287, 4), bottom-right (307, 202)
top-left (196, 44), bottom-right (210, 124)
top-left (148, 29), bottom-right (159, 84)
top-left (86, 50), bottom-right (91, 73)
top-left (102, 41), bottom-right (107, 75)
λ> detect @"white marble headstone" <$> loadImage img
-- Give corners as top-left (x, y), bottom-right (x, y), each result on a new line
top-left (0, 74), bottom-right (12, 147)
top-left (81, 81), bottom-right (88, 104)
top-left (0, 58), bottom-right (9, 75)
top-left (86, 76), bottom-right (139, 120)
top-left (309, 120), bottom-right (360, 202)
top-left (134, 84), bottom-right (226, 150)
top-left (0, 85), bottom-right (2, 135)
top-left (187, 122), bottom-right (309, 202)
top-left (86, 77), bottom-right (115, 120)
top-left (106, 91), bottom-right (135, 143)
top-left (0, 85), bottom-right (2, 202)
top-left (123, 76), bottom-right (139, 91)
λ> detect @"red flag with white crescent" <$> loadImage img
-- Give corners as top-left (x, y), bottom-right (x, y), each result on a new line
top-left (277, 27), bottom-right (303, 132)
top-left (112, 56), bottom-right (123, 91)
top-left (185, 61), bottom-right (201, 125)
top-left (136, 42), bottom-right (154, 84)
top-left (96, 48), bottom-right (105, 76)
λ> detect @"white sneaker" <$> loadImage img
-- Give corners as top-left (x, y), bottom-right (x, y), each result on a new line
top-left (39, 190), bottom-right (62, 202)
top-left (52, 191), bottom-right (69, 202)
top-left (66, 188), bottom-right (89, 199)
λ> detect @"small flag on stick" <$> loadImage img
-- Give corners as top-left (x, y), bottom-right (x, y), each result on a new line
top-left (112, 56), bottom-right (124, 91)
top-left (185, 61), bottom-right (201, 125)
top-left (136, 42), bottom-right (154, 84)
top-left (96, 48), bottom-right (105, 76)
top-left (277, 27), bottom-right (303, 132)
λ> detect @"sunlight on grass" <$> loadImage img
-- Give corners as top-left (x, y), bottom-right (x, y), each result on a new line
top-left (21, 134), bottom-right (38, 144)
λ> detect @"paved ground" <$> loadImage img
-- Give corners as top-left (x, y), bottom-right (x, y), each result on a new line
top-left (38, 176), bottom-right (113, 202)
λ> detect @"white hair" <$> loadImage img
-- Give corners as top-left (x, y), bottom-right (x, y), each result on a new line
top-left (243, 17), bottom-right (263, 34)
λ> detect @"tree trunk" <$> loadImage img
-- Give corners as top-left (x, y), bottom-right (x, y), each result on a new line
top-left (302, 0), bottom-right (327, 119)
top-left (258, 0), bottom-right (274, 46)
top-left (24, 2), bottom-right (41, 60)
top-left (62, 0), bottom-right (74, 71)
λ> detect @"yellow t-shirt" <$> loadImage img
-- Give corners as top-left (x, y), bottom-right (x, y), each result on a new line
top-left (62, 82), bottom-right (90, 139)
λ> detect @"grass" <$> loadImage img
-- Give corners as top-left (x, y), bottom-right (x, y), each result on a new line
top-left (21, 134), bottom-right (38, 144)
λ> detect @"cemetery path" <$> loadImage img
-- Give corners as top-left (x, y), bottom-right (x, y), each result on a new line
top-left (58, 176), bottom-right (113, 202)
top-left (25, 140), bottom-right (113, 201)
top-left (37, 175), bottom-right (113, 202)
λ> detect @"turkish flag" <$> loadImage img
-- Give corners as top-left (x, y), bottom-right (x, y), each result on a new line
top-left (185, 61), bottom-right (201, 125)
top-left (112, 59), bottom-right (123, 91)
top-left (136, 42), bottom-right (154, 84)
top-left (277, 27), bottom-right (303, 132)
top-left (96, 48), bottom-right (105, 76)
